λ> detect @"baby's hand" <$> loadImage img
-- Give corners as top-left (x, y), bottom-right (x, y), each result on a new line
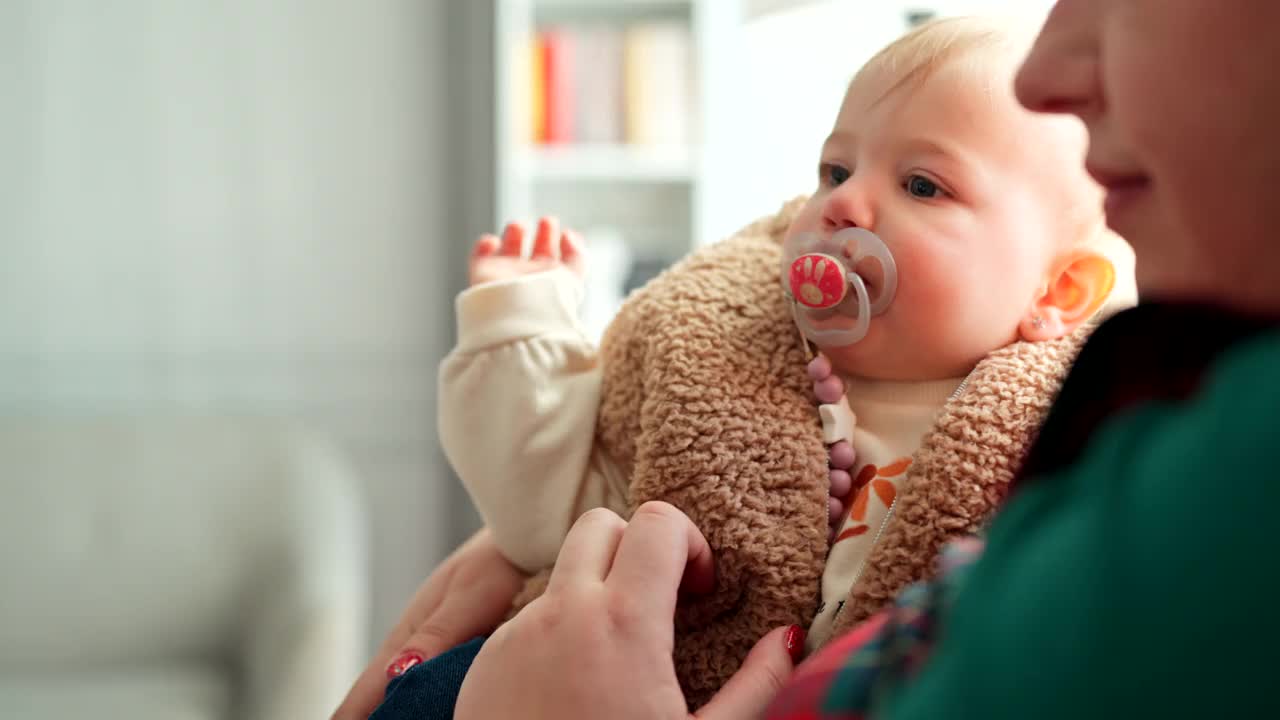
top-left (808, 354), bottom-right (859, 540)
top-left (469, 216), bottom-right (587, 287)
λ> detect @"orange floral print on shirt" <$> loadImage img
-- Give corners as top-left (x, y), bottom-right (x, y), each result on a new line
top-left (834, 457), bottom-right (912, 545)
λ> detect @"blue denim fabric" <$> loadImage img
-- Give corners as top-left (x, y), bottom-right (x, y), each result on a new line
top-left (369, 636), bottom-right (486, 720)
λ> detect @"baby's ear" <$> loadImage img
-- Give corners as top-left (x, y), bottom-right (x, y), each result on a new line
top-left (1019, 251), bottom-right (1116, 341)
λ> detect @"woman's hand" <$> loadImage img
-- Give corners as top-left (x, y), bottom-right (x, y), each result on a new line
top-left (456, 502), bottom-right (804, 720)
top-left (330, 527), bottom-right (527, 720)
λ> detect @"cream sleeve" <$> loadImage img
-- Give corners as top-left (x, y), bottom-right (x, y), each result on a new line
top-left (438, 269), bottom-right (628, 573)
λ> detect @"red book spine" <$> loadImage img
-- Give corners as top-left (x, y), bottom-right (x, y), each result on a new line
top-left (542, 29), bottom-right (574, 144)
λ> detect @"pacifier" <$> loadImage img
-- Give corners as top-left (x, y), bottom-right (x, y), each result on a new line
top-left (781, 227), bottom-right (898, 348)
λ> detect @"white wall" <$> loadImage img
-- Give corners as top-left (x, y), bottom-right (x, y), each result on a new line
top-left (709, 1), bottom-right (905, 239)
top-left (1, 0), bottom-right (459, 658)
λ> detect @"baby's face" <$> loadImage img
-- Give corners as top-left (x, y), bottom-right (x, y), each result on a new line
top-left (785, 57), bottom-right (1101, 381)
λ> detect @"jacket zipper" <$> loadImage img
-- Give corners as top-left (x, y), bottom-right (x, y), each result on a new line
top-left (839, 373), bottom-right (973, 606)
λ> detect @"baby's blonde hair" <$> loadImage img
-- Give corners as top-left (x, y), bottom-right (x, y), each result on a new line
top-left (855, 15), bottom-right (1036, 103)
top-left (859, 16), bottom-right (1138, 317)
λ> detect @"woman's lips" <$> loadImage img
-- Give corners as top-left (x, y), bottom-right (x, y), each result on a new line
top-left (1102, 178), bottom-right (1150, 217)
top-left (1087, 164), bottom-right (1152, 228)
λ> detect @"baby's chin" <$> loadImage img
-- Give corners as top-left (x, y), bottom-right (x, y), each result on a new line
top-left (815, 340), bottom-right (889, 379)
top-left (814, 329), bottom-right (962, 382)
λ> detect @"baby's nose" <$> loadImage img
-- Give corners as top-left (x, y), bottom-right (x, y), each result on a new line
top-left (821, 182), bottom-right (875, 231)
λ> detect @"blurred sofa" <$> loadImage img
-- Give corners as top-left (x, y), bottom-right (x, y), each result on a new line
top-left (0, 416), bottom-right (369, 719)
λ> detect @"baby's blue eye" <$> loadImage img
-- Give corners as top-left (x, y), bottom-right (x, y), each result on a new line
top-left (905, 174), bottom-right (942, 198)
top-left (822, 164), bottom-right (851, 187)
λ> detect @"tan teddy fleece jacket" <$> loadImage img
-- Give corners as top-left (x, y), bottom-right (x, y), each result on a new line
top-left (454, 198), bottom-right (1087, 708)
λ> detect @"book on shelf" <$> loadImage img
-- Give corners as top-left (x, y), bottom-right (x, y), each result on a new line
top-left (526, 33), bottom-right (546, 144)
top-left (623, 21), bottom-right (693, 146)
top-left (520, 21), bottom-right (694, 149)
top-left (574, 25), bottom-right (624, 144)
top-left (542, 28), bottom-right (574, 143)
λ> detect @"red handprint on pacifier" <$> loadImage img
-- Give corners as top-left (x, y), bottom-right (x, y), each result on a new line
top-left (788, 253), bottom-right (848, 309)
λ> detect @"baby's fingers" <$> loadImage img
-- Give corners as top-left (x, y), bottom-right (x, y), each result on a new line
top-left (560, 230), bottom-right (587, 279)
top-left (499, 222), bottom-right (526, 256)
top-left (531, 216), bottom-right (560, 259)
top-left (472, 233), bottom-right (500, 259)
top-left (467, 234), bottom-right (502, 286)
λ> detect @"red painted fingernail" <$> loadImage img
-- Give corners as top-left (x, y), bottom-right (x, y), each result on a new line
top-left (784, 625), bottom-right (806, 664)
top-left (386, 650), bottom-right (425, 679)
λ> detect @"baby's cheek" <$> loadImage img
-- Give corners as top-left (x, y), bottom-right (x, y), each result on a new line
top-left (891, 267), bottom-right (985, 358)
top-left (893, 259), bottom-right (959, 329)
top-left (785, 200), bottom-right (827, 239)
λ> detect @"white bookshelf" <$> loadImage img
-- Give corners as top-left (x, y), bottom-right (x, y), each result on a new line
top-left (520, 144), bottom-right (696, 182)
top-left (493, 0), bottom-right (741, 264)
top-left (487, 0), bottom-right (744, 340)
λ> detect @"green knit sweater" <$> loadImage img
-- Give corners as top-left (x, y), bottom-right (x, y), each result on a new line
top-left (882, 304), bottom-right (1280, 718)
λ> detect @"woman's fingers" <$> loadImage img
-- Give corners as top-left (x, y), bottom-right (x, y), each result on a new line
top-left (330, 529), bottom-right (525, 720)
top-left (547, 507), bottom-right (628, 592)
top-left (332, 610), bottom-right (424, 718)
top-left (389, 559), bottom-right (522, 674)
top-left (332, 550), bottom-right (464, 718)
top-left (606, 502), bottom-right (714, 616)
top-left (550, 503), bottom-right (716, 602)
top-left (695, 625), bottom-right (803, 720)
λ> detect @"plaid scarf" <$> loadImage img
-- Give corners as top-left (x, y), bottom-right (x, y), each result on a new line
top-left (766, 537), bottom-right (985, 720)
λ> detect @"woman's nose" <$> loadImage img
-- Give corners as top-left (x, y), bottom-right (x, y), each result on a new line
top-left (1015, 1), bottom-right (1103, 119)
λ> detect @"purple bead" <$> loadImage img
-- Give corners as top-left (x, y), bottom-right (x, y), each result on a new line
top-left (814, 376), bottom-right (845, 404)
top-left (829, 441), bottom-right (856, 470)
top-left (807, 354), bottom-right (832, 381)
top-left (829, 469), bottom-right (852, 499)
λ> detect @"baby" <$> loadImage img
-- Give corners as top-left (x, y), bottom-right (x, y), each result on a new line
top-left (418, 15), bottom-right (1133, 715)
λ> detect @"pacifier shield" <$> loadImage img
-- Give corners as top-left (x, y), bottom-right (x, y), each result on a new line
top-left (780, 227), bottom-right (898, 348)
